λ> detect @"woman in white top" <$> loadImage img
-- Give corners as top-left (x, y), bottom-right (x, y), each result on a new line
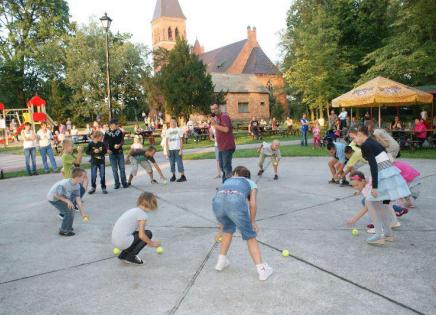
top-left (21, 122), bottom-right (38, 176)
top-left (37, 122), bottom-right (58, 173)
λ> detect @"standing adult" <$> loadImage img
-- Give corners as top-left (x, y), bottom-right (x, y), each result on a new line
top-left (21, 122), bottom-right (38, 176)
top-left (104, 119), bottom-right (128, 189)
top-left (66, 118), bottom-right (72, 131)
top-left (210, 104), bottom-right (236, 182)
top-left (328, 110), bottom-right (337, 129)
top-left (300, 113), bottom-right (309, 146)
top-left (338, 108), bottom-right (348, 130)
top-left (37, 122), bottom-right (58, 173)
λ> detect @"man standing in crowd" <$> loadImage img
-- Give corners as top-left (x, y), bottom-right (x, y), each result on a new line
top-left (210, 104), bottom-right (235, 183)
top-left (104, 119), bottom-right (128, 189)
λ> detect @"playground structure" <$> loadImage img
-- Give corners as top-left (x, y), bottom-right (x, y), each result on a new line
top-left (0, 96), bottom-right (55, 146)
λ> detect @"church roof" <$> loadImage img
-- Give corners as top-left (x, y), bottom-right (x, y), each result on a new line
top-left (243, 47), bottom-right (279, 75)
top-left (200, 40), bottom-right (279, 75)
top-left (153, 0), bottom-right (186, 20)
top-left (211, 73), bottom-right (270, 94)
top-left (199, 40), bottom-right (248, 73)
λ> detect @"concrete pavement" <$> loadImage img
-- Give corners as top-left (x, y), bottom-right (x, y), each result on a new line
top-left (0, 156), bottom-right (435, 314)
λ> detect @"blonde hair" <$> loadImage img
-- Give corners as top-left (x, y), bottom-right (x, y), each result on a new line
top-left (272, 139), bottom-right (280, 146)
top-left (93, 130), bottom-right (103, 139)
top-left (62, 139), bottom-right (72, 147)
top-left (71, 167), bottom-right (85, 178)
top-left (137, 192), bottom-right (158, 210)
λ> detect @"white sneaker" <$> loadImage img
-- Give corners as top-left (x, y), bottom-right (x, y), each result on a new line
top-left (391, 222), bottom-right (401, 229)
top-left (367, 228), bottom-right (376, 234)
top-left (257, 263), bottom-right (273, 281)
top-left (215, 256), bottom-right (230, 271)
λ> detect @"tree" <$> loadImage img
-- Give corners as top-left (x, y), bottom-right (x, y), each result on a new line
top-left (156, 39), bottom-right (215, 119)
top-left (0, 0), bottom-right (71, 106)
top-left (64, 21), bottom-right (150, 124)
top-left (282, 0), bottom-right (354, 118)
top-left (361, 0), bottom-right (436, 86)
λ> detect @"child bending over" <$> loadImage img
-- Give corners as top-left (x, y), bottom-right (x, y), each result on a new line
top-left (212, 166), bottom-right (273, 281)
top-left (257, 140), bottom-right (281, 180)
top-left (127, 146), bottom-right (166, 185)
top-left (47, 168), bottom-right (89, 236)
top-left (112, 192), bottom-right (161, 265)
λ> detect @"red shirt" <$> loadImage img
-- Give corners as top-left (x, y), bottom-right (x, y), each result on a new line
top-left (215, 113), bottom-right (235, 151)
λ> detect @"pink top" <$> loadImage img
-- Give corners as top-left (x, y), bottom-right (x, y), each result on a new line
top-left (393, 161), bottom-right (420, 184)
top-left (414, 122), bottom-right (427, 139)
top-left (313, 127), bottom-right (320, 137)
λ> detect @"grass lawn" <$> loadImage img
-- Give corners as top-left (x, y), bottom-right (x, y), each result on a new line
top-left (0, 133), bottom-right (299, 155)
top-left (184, 144), bottom-right (436, 160)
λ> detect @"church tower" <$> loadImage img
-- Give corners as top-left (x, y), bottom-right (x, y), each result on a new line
top-left (151, 0), bottom-right (187, 51)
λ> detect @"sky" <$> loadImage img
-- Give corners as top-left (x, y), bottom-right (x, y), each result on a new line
top-left (67, 0), bottom-right (291, 63)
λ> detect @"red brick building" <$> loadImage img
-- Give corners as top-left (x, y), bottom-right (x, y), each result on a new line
top-left (151, 0), bottom-right (287, 121)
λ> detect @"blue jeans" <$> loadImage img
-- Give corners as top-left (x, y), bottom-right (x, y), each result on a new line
top-left (49, 200), bottom-right (74, 233)
top-left (300, 130), bottom-right (308, 146)
top-left (91, 163), bottom-right (106, 189)
top-left (24, 147), bottom-right (37, 175)
top-left (72, 184), bottom-right (86, 208)
top-left (218, 149), bottom-right (234, 183)
top-left (109, 153), bottom-right (127, 186)
top-left (168, 149), bottom-right (184, 174)
top-left (212, 193), bottom-right (256, 240)
top-left (39, 145), bottom-right (58, 173)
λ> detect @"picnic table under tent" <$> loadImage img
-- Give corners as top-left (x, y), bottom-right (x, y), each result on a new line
top-left (332, 76), bottom-right (434, 127)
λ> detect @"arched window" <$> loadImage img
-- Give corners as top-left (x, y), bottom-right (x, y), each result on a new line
top-left (175, 27), bottom-right (180, 39)
top-left (168, 27), bottom-right (173, 40)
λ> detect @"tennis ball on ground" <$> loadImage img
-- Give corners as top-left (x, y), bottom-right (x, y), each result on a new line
top-left (352, 228), bottom-right (359, 236)
top-left (113, 247), bottom-right (120, 255)
top-left (82, 216), bottom-right (89, 223)
top-left (156, 246), bottom-right (164, 254)
top-left (282, 249), bottom-right (290, 257)
top-left (162, 180), bottom-right (168, 185)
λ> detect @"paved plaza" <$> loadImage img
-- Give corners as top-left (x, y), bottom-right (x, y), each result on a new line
top-left (0, 155), bottom-right (435, 315)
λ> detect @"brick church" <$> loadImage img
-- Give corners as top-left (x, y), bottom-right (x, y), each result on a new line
top-left (151, 0), bottom-right (287, 121)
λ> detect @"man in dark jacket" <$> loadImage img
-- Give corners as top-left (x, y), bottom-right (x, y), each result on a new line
top-left (104, 119), bottom-right (128, 189)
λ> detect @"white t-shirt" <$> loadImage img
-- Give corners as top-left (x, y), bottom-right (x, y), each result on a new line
top-left (261, 142), bottom-right (281, 158)
top-left (22, 130), bottom-right (36, 149)
top-left (47, 179), bottom-right (80, 202)
top-left (112, 208), bottom-right (149, 249)
top-left (131, 143), bottom-right (143, 150)
top-left (37, 129), bottom-right (52, 147)
top-left (338, 111), bottom-right (348, 120)
top-left (165, 127), bottom-right (184, 150)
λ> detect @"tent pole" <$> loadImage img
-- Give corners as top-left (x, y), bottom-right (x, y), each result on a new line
top-left (378, 105), bottom-right (381, 128)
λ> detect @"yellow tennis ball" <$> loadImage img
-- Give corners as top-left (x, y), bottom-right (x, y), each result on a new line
top-left (282, 249), bottom-right (290, 257)
top-left (113, 247), bottom-right (120, 255)
top-left (82, 216), bottom-right (89, 223)
top-left (156, 246), bottom-right (164, 254)
top-left (352, 228), bottom-right (359, 236)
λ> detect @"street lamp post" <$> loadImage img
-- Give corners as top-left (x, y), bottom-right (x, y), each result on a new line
top-left (100, 13), bottom-right (112, 120)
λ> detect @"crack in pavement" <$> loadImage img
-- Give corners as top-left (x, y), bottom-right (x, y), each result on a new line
top-left (169, 242), bottom-right (218, 315)
top-left (257, 239), bottom-right (426, 315)
top-left (0, 256), bottom-right (115, 286)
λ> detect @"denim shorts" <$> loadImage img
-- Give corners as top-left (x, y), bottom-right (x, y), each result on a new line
top-left (212, 193), bottom-right (256, 240)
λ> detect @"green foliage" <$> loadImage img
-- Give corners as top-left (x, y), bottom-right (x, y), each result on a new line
top-left (361, 0), bottom-right (436, 86)
top-left (64, 21), bottom-right (150, 124)
top-left (0, 0), bottom-right (71, 106)
top-left (157, 39), bottom-right (215, 119)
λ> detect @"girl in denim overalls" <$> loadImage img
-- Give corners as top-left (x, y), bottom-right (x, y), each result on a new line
top-left (212, 166), bottom-right (273, 281)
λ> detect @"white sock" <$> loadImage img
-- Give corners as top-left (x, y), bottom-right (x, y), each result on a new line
top-left (256, 263), bottom-right (265, 272)
top-left (218, 254), bottom-right (227, 261)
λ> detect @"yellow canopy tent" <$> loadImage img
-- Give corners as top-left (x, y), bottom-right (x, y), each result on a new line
top-left (332, 76), bottom-right (434, 127)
